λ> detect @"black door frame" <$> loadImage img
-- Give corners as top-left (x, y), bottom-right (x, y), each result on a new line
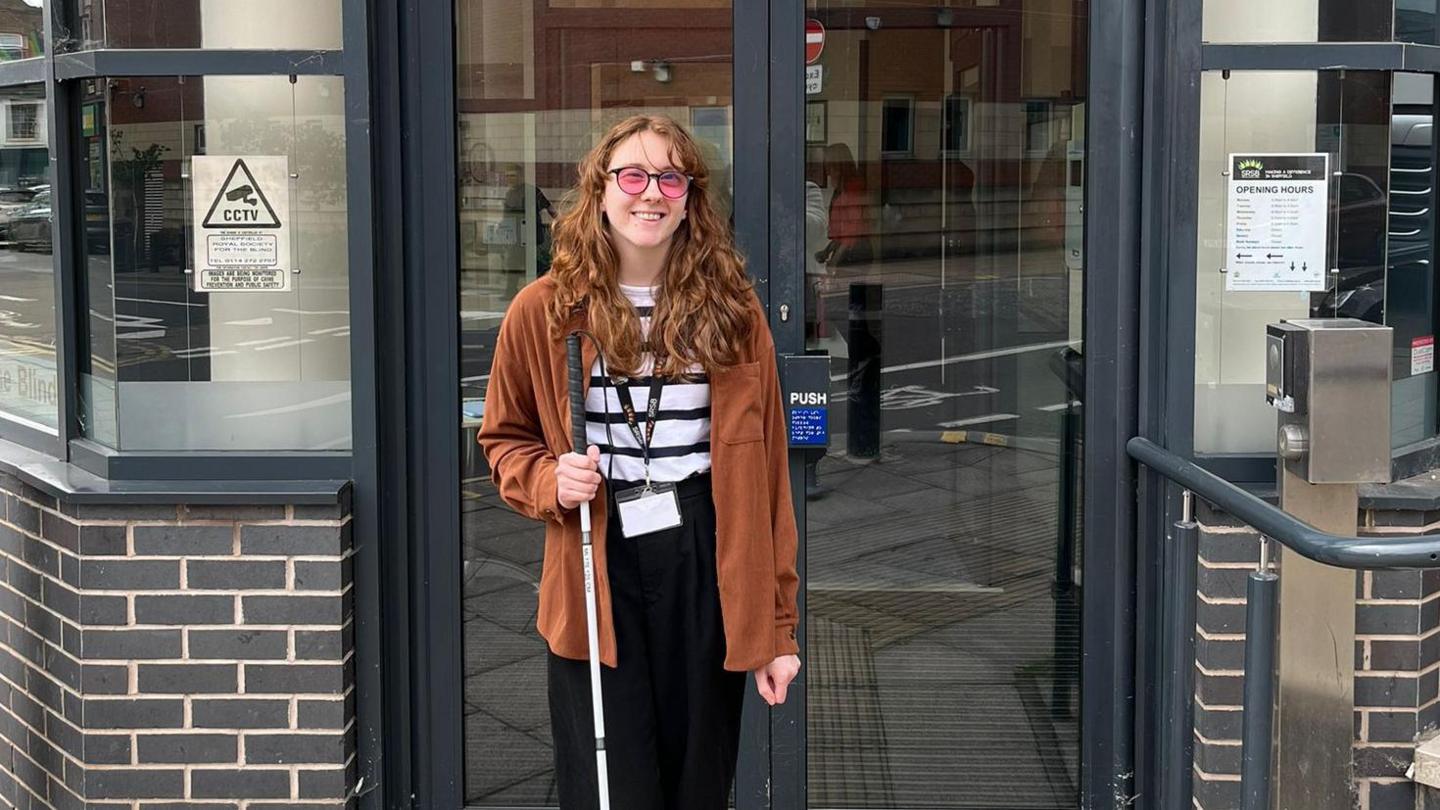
top-left (361, 0), bottom-right (1146, 808)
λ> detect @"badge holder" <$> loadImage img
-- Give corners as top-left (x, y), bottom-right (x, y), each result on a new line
top-left (613, 479), bottom-right (683, 538)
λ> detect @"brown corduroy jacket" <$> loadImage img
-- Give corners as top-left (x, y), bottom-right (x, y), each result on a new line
top-left (477, 277), bottom-right (800, 672)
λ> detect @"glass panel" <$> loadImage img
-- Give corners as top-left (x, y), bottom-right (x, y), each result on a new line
top-left (1204, 0), bottom-right (1394, 42)
top-left (0, 84), bottom-right (54, 431)
top-left (1385, 74), bottom-right (1437, 447)
top-left (1398, 0), bottom-right (1439, 43)
top-left (455, 2), bottom-right (734, 806)
top-left (78, 75), bottom-right (350, 451)
top-left (802, 3), bottom-right (1085, 807)
top-left (1194, 71), bottom-right (1393, 454)
top-left (75, 0), bottom-right (340, 49)
top-left (0, 2), bottom-right (45, 60)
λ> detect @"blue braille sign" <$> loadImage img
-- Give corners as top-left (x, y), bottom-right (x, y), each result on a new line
top-left (789, 407), bottom-right (828, 446)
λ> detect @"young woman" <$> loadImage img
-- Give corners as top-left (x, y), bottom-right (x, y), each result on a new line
top-left (478, 115), bottom-right (801, 810)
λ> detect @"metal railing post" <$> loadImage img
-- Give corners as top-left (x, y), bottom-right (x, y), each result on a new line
top-left (1241, 536), bottom-right (1278, 810)
top-left (1160, 490), bottom-right (1199, 809)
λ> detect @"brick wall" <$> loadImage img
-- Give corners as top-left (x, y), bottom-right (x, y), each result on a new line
top-left (0, 472), bottom-right (355, 809)
top-left (1193, 498), bottom-right (1440, 810)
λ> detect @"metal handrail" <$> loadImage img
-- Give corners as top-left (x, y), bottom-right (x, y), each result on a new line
top-left (1129, 436), bottom-right (1440, 810)
top-left (1127, 437), bottom-right (1440, 569)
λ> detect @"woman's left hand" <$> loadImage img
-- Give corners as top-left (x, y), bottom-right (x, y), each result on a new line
top-left (752, 655), bottom-right (802, 706)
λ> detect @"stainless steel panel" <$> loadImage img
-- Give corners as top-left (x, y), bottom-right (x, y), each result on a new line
top-left (1273, 470), bottom-right (1358, 810)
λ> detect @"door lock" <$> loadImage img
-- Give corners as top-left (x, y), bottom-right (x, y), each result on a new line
top-left (779, 303), bottom-right (790, 322)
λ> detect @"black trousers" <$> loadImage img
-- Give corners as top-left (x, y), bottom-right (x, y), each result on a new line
top-left (548, 473), bottom-right (746, 810)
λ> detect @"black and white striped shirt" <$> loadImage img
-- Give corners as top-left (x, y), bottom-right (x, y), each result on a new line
top-left (586, 284), bottom-right (712, 483)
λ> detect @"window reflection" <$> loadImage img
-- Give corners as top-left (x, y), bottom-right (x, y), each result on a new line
top-left (76, 0), bottom-right (340, 49)
top-left (78, 75), bottom-right (350, 451)
top-left (454, 1), bottom-right (735, 804)
top-left (0, 83), bottom-right (54, 431)
top-left (802, 3), bottom-right (1084, 806)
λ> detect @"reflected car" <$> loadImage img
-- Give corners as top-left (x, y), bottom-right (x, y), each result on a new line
top-left (4, 191), bottom-right (110, 253)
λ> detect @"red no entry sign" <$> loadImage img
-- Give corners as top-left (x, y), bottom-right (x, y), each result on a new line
top-left (805, 18), bottom-right (825, 65)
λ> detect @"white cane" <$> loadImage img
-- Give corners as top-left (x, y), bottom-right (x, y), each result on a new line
top-left (567, 333), bottom-right (611, 810)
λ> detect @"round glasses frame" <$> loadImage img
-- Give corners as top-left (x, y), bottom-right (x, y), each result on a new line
top-left (606, 167), bottom-right (693, 200)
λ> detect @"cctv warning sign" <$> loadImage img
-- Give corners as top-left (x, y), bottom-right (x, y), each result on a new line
top-left (192, 156), bottom-right (291, 292)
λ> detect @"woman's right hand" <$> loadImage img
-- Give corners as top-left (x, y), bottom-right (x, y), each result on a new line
top-left (556, 446), bottom-right (602, 510)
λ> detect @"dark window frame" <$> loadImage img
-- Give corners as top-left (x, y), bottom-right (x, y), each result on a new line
top-left (3, 3), bottom-right (360, 477)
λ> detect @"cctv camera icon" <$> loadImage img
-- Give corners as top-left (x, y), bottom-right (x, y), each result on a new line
top-left (226, 185), bottom-right (258, 206)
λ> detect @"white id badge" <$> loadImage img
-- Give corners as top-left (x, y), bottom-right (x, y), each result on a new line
top-left (614, 483), bottom-right (683, 538)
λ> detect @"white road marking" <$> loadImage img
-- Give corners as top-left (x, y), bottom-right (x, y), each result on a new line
top-left (937, 413), bottom-right (1020, 428)
top-left (307, 326), bottom-right (349, 335)
top-left (116, 296), bottom-right (206, 308)
top-left (225, 317), bottom-right (274, 326)
top-left (254, 339), bottom-right (316, 351)
top-left (830, 339), bottom-right (1075, 382)
top-left (1037, 401), bottom-right (1082, 412)
top-left (236, 337), bottom-right (294, 347)
top-left (0, 294), bottom-right (34, 303)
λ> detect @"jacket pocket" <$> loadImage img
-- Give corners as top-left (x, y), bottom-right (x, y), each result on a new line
top-left (713, 361), bottom-right (764, 444)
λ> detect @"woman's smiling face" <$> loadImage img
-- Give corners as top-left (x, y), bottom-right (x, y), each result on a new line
top-left (603, 130), bottom-right (689, 255)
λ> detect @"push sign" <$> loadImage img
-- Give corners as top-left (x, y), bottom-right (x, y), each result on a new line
top-left (781, 354), bottom-right (831, 448)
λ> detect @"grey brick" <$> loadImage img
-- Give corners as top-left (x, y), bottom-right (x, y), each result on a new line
top-left (6, 562), bottom-right (37, 601)
top-left (1196, 563), bottom-right (1249, 601)
top-left (82, 731), bottom-right (134, 764)
top-left (189, 629), bottom-right (287, 660)
top-left (39, 512), bottom-right (77, 552)
top-left (81, 663), bottom-right (129, 694)
top-left (45, 711), bottom-right (80, 759)
top-left (244, 595), bottom-right (343, 625)
top-left (137, 663), bottom-right (238, 694)
top-left (245, 732), bottom-right (347, 765)
top-left (137, 733), bottom-right (238, 764)
top-left (297, 699), bottom-right (347, 729)
top-left (242, 524), bottom-right (343, 556)
top-left (19, 537), bottom-right (56, 577)
top-left (25, 726), bottom-right (61, 775)
top-left (245, 663), bottom-right (345, 694)
top-left (135, 594), bottom-right (235, 625)
top-left (85, 698), bottom-right (184, 729)
top-left (1370, 639), bottom-right (1421, 671)
top-left (295, 630), bottom-right (344, 661)
top-left (80, 559), bottom-right (180, 590)
top-left (297, 766), bottom-right (351, 799)
top-left (134, 525), bottom-right (234, 556)
top-left (1356, 744), bottom-right (1416, 778)
top-left (1358, 604), bottom-right (1425, 635)
top-left (184, 505), bottom-right (286, 521)
top-left (82, 629), bottom-right (182, 660)
top-left (1371, 780), bottom-right (1417, 810)
top-left (1196, 669), bottom-right (1243, 707)
top-left (192, 698), bottom-right (289, 729)
top-left (1357, 673), bottom-right (1421, 709)
top-left (6, 496), bottom-right (39, 534)
top-left (79, 594), bottom-right (128, 625)
top-left (1196, 600), bottom-right (1246, 635)
top-left (188, 559), bottom-right (285, 590)
top-left (48, 778), bottom-right (81, 810)
top-left (0, 585), bottom-right (24, 625)
top-left (60, 623), bottom-right (79, 657)
top-left (1195, 634), bottom-right (1244, 672)
top-left (40, 579), bottom-right (77, 622)
top-left (1367, 710), bottom-right (1420, 743)
top-left (1372, 570), bottom-right (1426, 600)
top-left (294, 560), bottom-right (344, 591)
top-left (88, 769), bottom-right (185, 799)
top-left (191, 768), bottom-right (290, 799)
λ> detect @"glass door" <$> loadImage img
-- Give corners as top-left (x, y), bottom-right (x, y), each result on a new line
top-left (798, 2), bottom-right (1087, 807)
top-left (453, 1), bottom-right (736, 805)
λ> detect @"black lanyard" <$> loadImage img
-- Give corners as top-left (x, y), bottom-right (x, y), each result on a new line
top-left (611, 370), bottom-right (664, 484)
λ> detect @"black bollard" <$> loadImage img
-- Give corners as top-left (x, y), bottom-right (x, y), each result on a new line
top-left (847, 282), bottom-right (882, 459)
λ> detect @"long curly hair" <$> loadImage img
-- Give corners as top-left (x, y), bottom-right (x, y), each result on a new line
top-left (545, 114), bottom-right (754, 377)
